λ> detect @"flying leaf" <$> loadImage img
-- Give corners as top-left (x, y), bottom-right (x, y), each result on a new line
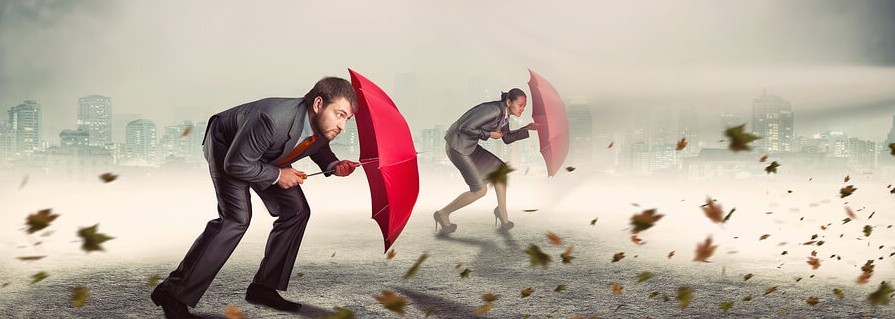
top-left (322, 307), bottom-right (356, 319)
top-left (844, 175), bottom-right (850, 183)
top-left (630, 235), bottom-right (645, 245)
top-left (473, 303), bottom-right (494, 316)
top-left (764, 286), bottom-right (778, 295)
top-left (720, 301), bottom-right (734, 312)
top-left (676, 138), bottom-right (688, 151)
top-left (637, 272), bottom-right (653, 283)
top-left (694, 236), bottom-right (718, 262)
top-left (725, 124), bottom-right (760, 152)
top-left (481, 293), bottom-right (499, 302)
top-left (19, 175), bottom-right (28, 189)
top-left (807, 257), bottom-right (821, 270)
top-left (833, 289), bottom-right (844, 300)
top-left (565, 166), bottom-right (576, 172)
top-left (590, 218), bottom-right (598, 226)
top-left (77, 224), bottom-right (114, 252)
top-left (759, 155), bottom-right (769, 162)
top-left (765, 161), bottom-right (781, 174)
top-left (610, 283), bottom-right (623, 295)
top-left (561, 245), bottom-right (575, 264)
top-left (805, 297), bottom-right (819, 306)
top-left (331, 252), bottom-right (336, 258)
top-left (858, 260), bottom-right (874, 284)
top-left (72, 286), bottom-right (89, 308)
top-left (25, 209), bottom-right (58, 234)
top-left (630, 209), bottom-right (663, 234)
top-left (701, 198), bottom-right (725, 224)
top-left (546, 231), bottom-right (563, 246)
top-left (744, 273), bottom-right (753, 281)
top-left (607, 142), bottom-right (614, 148)
top-left (386, 249), bottom-right (396, 260)
top-left (845, 207), bottom-right (857, 219)
top-left (374, 291), bottom-right (407, 315)
top-left (677, 287), bottom-right (693, 309)
top-left (863, 225), bottom-right (873, 237)
top-left (742, 295), bottom-right (753, 301)
top-left (224, 305), bottom-right (245, 319)
top-left (867, 281), bottom-right (893, 306)
top-left (16, 256), bottom-right (45, 261)
top-left (760, 234), bottom-right (770, 240)
top-left (181, 125), bottom-right (193, 138)
top-left (612, 252), bottom-right (626, 263)
top-left (460, 268), bottom-right (471, 278)
top-left (524, 244), bottom-right (551, 267)
top-left (485, 163), bottom-right (515, 186)
top-left (523, 209), bottom-right (538, 212)
top-left (889, 143), bottom-right (895, 156)
top-left (31, 271), bottom-right (48, 284)
top-left (520, 287), bottom-right (534, 298)
top-left (842, 218), bottom-right (852, 224)
top-left (99, 172), bottom-right (118, 183)
top-left (723, 208), bottom-right (736, 223)
top-left (840, 185), bottom-right (857, 198)
top-left (148, 273), bottom-right (161, 287)
top-left (403, 253), bottom-right (428, 280)
top-left (554, 284), bottom-right (566, 292)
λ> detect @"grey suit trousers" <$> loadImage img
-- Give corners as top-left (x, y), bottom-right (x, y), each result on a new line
top-left (161, 119), bottom-right (312, 307)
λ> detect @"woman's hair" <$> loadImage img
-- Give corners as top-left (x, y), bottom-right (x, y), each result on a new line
top-left (500, 88), bottom-right (526, 102)
top-left (303, 77), bottom-right (358, 111)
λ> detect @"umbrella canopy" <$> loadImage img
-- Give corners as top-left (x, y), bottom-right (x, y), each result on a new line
top-left (527, 68), bottom-right (570, 176)
top-left (349, 68), bottom-right (420, 252)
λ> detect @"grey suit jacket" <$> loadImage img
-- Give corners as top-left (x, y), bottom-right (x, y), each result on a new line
top-left (202, 97), bottom-right (339, 190)
top-left (444, 101), bottom-right (530, 155)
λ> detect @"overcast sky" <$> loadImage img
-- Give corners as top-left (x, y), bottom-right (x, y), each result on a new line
top-left (2, 0), bottom-right (894, 142)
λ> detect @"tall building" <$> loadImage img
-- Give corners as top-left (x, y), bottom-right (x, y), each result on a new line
top-left (751, 92), bottom-right (794, 153)
top-left (8, 100), bottom-right (42, 153)
top-left (847, 137), bottom-right (876, 169)
top-left (77, 95), bottom-right (113, 147)
top-left (567, 98), bottom-right (594, 161)
top-left (0, 121), bottom-right (14, 161)
top-left (124, 119), bottom-right (157, 165)
top-left (60, 129), bottom-right (89, 148)
top-left (886, 115), bottom-right (895, 145)
top-left (159, 122), bottom-right (193, 161)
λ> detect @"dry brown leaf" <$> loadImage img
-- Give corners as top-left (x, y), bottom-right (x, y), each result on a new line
top-left (374, 291), bottom-right (407, 315)
top-left (807, 257), bottom-right (821, 270)
top-left (693, 236), bottom-right (718, 262)
top-left (701, 198), bottom-right (725, 224)
top-left (676, 138), bottom-right (688, 151)
top-left (630, 235), bottom-right (645, 245)
top-left (610, 283), bottom-right (623, 295)
top-left (225, 305), bottom-right (246, 319)
top-left (546, 231), bottom-right (563, 246)
top-left (386, 249), bottom-right (396, 260)
top-left (630, 209), bottom-right (663, 234)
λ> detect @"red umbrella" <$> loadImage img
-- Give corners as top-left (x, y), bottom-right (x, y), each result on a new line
top-left (527, 68), bottom-right (570, 176)
top-left (349, 68), bottom-right (420, 252)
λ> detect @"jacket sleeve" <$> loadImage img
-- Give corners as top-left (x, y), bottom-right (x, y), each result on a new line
top-left (223, 112), bottom-right (281, 187)
top-left (310, 143), bottom-right (339, 177)
top-left (501, 122), bottom-right (530, 144)
top-left (457, 105), bottom-right (501, 141)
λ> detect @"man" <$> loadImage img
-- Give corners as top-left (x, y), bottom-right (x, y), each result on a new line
top-left (151, 77), bottom-right (359, 318)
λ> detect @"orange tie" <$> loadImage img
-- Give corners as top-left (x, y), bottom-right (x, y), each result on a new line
top-left (275, 134), bottom-right (318, 166)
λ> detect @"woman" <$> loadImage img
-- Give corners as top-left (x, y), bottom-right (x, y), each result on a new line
top-left (434, 88), bottom-right (539, 234)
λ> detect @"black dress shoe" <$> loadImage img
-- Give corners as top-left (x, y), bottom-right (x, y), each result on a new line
top-left (245, 283), bottom-right (301, 312)
top-left (151, 285), bottom-right (201, 319)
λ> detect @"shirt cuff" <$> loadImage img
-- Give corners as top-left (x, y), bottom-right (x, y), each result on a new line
top-left (327, 161), bottom-right (338, 172)
top-left (272, 170), bottom-right (281, 185)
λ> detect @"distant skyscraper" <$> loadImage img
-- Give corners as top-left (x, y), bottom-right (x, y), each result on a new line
top-left (8, 100), bottom-right (41, 153)
top-left (77, 95), bottom-right (112, 147)
top-left (751, 92), bottom-right (794, 153)
top-left (60, 129), bottom-right (89, 148)
top-left (886, 115), bottom-right (895, 145)
top-left (567, 99), bottom-right (594, 161)
top-left (159, 122), bottom-right (193, 160)
top-left (0, 120), bottom-right (14, 161)
top-left (125, 119), bottom-right (157, 164)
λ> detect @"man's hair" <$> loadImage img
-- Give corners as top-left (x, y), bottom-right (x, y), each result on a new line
top-left (303, 77), bottom-right (358, 112)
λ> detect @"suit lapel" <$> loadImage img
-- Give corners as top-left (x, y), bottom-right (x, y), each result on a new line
top-left (273, 99), bottom-right (306, 164)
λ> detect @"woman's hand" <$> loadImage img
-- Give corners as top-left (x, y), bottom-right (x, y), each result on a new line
top-left (489, 131), bottom-right (504, 139)
top-left (525, 122), bottom-right (541, 131)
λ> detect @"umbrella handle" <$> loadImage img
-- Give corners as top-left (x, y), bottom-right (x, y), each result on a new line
top-left (304, 151), bottom-right (425, 177)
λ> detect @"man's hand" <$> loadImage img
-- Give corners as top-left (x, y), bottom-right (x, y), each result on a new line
top-left (333, 160), bottom-right (358, 177)
top-left (489, 131), bottom-right (504, 139)
top-left (277, 168), bottom-right (306, 189)
top-left (525, 122), bottom-right (540, 131)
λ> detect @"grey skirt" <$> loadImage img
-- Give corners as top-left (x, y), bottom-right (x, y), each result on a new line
top-left (446, 144), bottom-right (504, 191)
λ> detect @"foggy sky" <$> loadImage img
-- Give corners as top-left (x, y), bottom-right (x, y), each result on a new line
top-left (2, 0), bottom-right (894, 143)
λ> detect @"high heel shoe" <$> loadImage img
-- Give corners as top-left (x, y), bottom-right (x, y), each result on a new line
top-left (493, 207), bottom-right (515, 231)
top-left (434, 211), bottom-right (457, 234)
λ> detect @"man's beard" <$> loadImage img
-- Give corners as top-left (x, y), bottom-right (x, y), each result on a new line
top-left (312, 116), bottom-right (335, 141)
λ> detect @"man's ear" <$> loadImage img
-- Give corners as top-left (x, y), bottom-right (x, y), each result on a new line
top-left (312, 96), bottom-right (324, 113)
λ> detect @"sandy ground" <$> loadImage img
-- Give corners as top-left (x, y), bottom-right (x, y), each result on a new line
top-left (1, 166), bottom-right (894, 318)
